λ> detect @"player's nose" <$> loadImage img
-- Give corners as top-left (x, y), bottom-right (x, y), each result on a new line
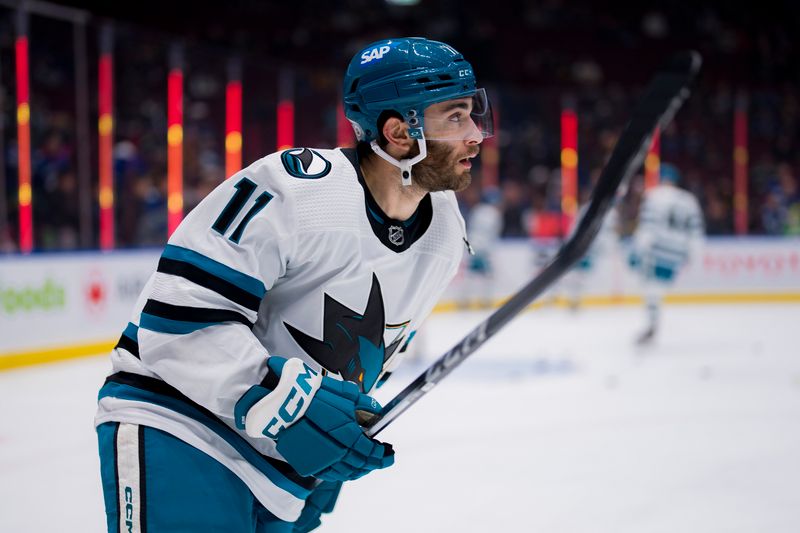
top-left (465, 118), bottom-right (482, 145)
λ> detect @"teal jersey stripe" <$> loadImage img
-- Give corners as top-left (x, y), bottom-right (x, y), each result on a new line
top-left (122, 322), bottom-right (139, 342)
top-left (366, 205), bottom-right (384, 224)
top-left (98, 381), bottom-right (312, 500)
top-left (161, 245), bottom-right (266, 299)
top-left (140, 312), bottom-right (221, 335)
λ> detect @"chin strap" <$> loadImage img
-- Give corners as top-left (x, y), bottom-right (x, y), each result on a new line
top-left (369, 136), bottom-right (428, 187)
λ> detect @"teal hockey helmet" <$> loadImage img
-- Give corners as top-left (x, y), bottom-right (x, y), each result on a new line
top-left (343, 37), bottom-right (493, 143)
top-left (660, 162), bottom-right (682, 184)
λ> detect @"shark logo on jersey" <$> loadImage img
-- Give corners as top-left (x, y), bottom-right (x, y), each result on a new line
top-left (388, 226), bottom-right (404, 246)
top-left (280, 148), bottom-right (332, 179)
top-left (284, 274), bottom-right (387, 392)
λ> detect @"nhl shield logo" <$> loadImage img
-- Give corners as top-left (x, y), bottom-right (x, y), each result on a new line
top-left (388, 226), bottom-right (404, 246)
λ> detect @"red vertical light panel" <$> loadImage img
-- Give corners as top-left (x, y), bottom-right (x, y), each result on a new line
top-left (336, 100), bottom-right (354, 148)
top-left (98, 50), bottom-right (114, 249)
top-left (167, 67), bottom-right (184, 236)
top-left (15, 35), bottom-right (32, 253)
top-left (560, 106), bottom-right (578, 235)
top-left (277, 70), bottom-right (294, 150)
top-left (644, 128), bottom-right (661, 190)
top-left (277, 100), bottom-right (294, 150)
top-left (733, 96), bottom-right (749, 235)
top-left (225, 80), bottom-right (242, 178)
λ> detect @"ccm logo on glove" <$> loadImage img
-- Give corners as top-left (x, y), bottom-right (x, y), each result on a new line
top-left (236, 356), bottom-right (394, 481)
top-left (244, 358), bottom-right (323, 439)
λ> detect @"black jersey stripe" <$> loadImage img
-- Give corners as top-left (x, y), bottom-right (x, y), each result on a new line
top-left (138, 425), bottom-right (148, 533)
top-left (114, 322), bottom-right (141, 358)
top-left (115, 334), bottom-right (140, 358)
top-left (157, 257), bottom-right (263, 312)
top-left (112, 423), bottom-right (120, 528)
top-left (140, 300), bottom-right (253, 335)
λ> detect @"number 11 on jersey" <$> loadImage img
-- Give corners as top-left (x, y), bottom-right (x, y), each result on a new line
top-left (213, 177), bottom-right (274, 243)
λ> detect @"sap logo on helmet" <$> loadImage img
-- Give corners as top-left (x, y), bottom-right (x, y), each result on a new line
top-left (361, 45), bottom-right (391, 64)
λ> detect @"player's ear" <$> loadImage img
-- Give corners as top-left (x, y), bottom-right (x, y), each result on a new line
top-left (382, 116), bottom-right (413, 155)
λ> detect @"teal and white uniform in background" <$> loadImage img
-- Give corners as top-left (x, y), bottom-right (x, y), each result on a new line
top-left (631, 184), bottom-right (704, 281)
top-left (463, 195), bottom-right (503, 307)
top-left (95, 146), bottom-right (467, 523)
top-left (563, 204), bottom-right (621, 309)
top-left (630, 179), bottom-right (704, 343)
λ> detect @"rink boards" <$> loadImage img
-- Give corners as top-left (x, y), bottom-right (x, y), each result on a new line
top-left (443, 236), bottom-right (800, 309)
top-left (1, 237), bottom-right (798, 368)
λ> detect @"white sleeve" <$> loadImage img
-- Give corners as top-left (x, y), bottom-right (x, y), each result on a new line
top-left (135, 155), bottom-right (298, 421)
top-left (687, 194), bottom-right (705, 260)
top-left (633, 192), bottom-right (658, 251)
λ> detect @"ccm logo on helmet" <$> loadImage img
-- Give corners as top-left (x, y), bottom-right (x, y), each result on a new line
top-left (361, 45), bottom-right (391, 64)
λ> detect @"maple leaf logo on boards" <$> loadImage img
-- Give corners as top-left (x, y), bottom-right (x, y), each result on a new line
top-left (84, 270), bottom-right (108, 314)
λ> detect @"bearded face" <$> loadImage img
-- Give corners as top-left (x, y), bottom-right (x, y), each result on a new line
top-left (404, 140), bottom-right (480, 193)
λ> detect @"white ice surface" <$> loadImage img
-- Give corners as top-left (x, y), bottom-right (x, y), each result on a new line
top-left (1, 304), bottom-right (799, 532)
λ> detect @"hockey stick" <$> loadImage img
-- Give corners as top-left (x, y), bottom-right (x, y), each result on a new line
top-left (362, 50), bottom-right (702, 438)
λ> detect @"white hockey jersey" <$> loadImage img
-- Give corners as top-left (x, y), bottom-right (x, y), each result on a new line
top-left (95, 147), bottom-right (467, 521)
top-left (633, 184), bottom-right (704, 270)
top-left (467, 201), bottom-right (502, 254)
top-left (571, 203), bottom-right (620, 269)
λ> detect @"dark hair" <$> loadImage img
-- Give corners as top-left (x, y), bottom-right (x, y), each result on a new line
top-left (357, 110), bottom-right (404, 160)
top-left (356, 140), bottom-right (373, 161)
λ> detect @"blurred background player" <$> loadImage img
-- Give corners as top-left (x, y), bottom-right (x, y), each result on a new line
top-left (463, 187), bottom-right (503, 309)
top-left (629, 163), bottom-right (705, 344)
top-left (563, 194), bottom-right (622, 310)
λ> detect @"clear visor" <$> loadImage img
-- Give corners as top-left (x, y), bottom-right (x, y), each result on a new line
top-left (422, 87), bottom-right (495, 142)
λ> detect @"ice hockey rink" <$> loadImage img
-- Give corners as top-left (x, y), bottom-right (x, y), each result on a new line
top-left (1, 302), bottom-right (798, 533)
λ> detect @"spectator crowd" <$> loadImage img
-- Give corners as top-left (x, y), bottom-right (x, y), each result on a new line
top-left (0, 0), bottom-right (798, 252)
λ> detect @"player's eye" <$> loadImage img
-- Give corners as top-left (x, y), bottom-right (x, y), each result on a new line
top-left (448, 111), bottom-right (466, 123)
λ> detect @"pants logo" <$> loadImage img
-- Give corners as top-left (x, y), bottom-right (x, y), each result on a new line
top-left (124, 486), bottom-right (134, 533)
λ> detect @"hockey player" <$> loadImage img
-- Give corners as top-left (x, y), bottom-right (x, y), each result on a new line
top-left (629, 163), bottom-right (704, 344)
top-left (563, 199), bottom-right (622, 310)
top-left (464, 187), bottom-right (503, 308)
top-left (95, 37), bottom-right (493, 532)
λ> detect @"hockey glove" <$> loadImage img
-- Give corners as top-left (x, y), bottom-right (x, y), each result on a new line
top-left (292, 480), bottom-right (343, 533)
top-left (235, 357), bottom-right (394, 482)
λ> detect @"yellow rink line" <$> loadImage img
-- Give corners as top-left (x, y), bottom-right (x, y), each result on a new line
top-left (432, 292), bottom-right (800, 313)
top-left (2, 292), bottom-right (799, 372)
top-left (0, 340), bottom-right (116, 372)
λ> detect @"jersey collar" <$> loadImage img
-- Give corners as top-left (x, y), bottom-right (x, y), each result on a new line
top-left (341, 147), bottom-right (433, 253)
